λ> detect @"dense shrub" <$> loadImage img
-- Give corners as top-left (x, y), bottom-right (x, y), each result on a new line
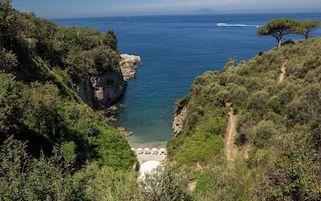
top-left (140, 164), bottom-right (193, 201)
top-left (0, 137), bottom-right (137, 201)
top-left (0, 137), bottom-right (84, 201)
top-left (0, 2), bottom-right (144, 200)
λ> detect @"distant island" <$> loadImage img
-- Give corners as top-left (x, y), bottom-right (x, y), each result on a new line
top-left (191, 8), bottom-right (218, 14)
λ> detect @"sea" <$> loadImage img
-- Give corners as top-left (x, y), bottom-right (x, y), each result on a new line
top-left (53, 13), bottom-right (321, 145)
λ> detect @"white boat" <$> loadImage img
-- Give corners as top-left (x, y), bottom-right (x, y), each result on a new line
top-left (217, 23), bottom-right (261, 28)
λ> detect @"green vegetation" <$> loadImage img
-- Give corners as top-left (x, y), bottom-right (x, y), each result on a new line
top-left (0, 135), bottom-right (192, 200)
top-left (138, 164), bottom-right (192, 201)
top-left (0, 1), bottom-right (138, 199)
top-left (296, 20), bottom-right (321, 39)
top-left (257, 18), bottom-right (321, 47)
top-left (0, 0), bottom-right (120, 83)
top-left (168, 37), bottom-right (321, 200)
top-left (0, 1), bottom-right (194, 200)
top-left (257, 18), bottom-right (299, 47)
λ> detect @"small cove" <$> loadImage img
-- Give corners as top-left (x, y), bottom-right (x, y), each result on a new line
top-left (53, 13), bottom-right (321, 145)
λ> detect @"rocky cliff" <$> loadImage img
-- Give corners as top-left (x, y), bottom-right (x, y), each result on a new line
top-left (173, 106), bottom-right (187, 135)
top-left (172, 98), bottom-right (190, 135)
top-left (77, 69), bottom-right (126, 110)
top-left (77, 54), bottom-right (141, 110)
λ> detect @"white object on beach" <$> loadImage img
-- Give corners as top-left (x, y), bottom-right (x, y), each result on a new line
top-left (144, 148), bottom-right (151, 154)
top-left (152, 148), bottom-right (158, 155)
top-left (137, 148), bottom-right (143, 154)
top-left (159, 148), bottom-right (166, 155)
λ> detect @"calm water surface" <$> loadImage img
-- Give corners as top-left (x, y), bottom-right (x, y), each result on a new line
top-left (53, 13), bottom-right (321, 144)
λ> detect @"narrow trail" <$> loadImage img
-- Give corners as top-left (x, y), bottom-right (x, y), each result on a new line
top-left (278, 59), bottom-right (289, 84)
top-left (222, 59), bottom-right (290, 162)
top-left (224, 102), bottom-right (238, 162)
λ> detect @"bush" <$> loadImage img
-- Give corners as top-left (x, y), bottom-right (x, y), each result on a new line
top-left (76, 163), bottom-right (141, 201)
top-left (140, 164), bottom-right (193, 201)
top-left (282, 39), bottom-right (296, 45)
top-left (0, 137), bottom-right (84, 201)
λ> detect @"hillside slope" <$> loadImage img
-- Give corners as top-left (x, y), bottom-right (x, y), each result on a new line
top-left (0, 2), bottom-right (139, 199)
top-left (0, 2), bottom-right (135, 167)
top-left (168, 38), bottom-right (321, 200)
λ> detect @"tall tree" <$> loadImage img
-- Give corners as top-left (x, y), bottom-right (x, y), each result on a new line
top-left (0, 0), bottom-right (18, 49)
top-left (257, 18), bottom-right (299, 47)
top-left (0, 0), bottom-right (11, 42)
top-left (0, 0), bottom-right (12, 19)
top-left (296, 20), bottom-right (321, 39)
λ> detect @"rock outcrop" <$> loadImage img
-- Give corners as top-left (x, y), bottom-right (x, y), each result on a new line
top-left (77, 69), bottom-right (126, 110)
top-left (77, 54), bottom-right (140, 110)
top-left (119, 54), bottom-right (141, 81)
top-left (173, 106), bottom-right (187, 135)
top-left (117, 127), bottom-right (133, 137)
top-left (104, 105), bottom-right (118, 117)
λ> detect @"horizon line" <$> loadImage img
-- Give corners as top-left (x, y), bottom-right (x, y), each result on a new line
top-left (48, 10), bottom-right (321, 20)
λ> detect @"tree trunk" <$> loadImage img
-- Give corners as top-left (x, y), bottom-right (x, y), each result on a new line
top-left (277, 39), bottom-right (282, 48)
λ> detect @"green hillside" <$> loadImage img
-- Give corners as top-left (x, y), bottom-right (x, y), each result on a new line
top-left (168, 38), bottom-right (321, 200)
top-left (0, 2), bottom-right (137, 200)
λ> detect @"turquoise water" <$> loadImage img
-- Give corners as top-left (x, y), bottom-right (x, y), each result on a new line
top-left (54, 13), bottom-right (321, 144)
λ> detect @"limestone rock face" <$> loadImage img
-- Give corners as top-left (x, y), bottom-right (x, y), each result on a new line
top-left (77, 53), bottom-right (141, 111)
top-left (119, 54), bottom-right (141, 81)
top-left (77, 69), bottom-right (126, 110)
top-left (173, 106), bottom-right (187, 135)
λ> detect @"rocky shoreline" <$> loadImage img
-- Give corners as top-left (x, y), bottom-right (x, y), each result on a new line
top-left (76, 53), bottom-right (141, 137)
top-left (115, 54), bottom-right (141, 137)
top-left (117, 126), bottom-right (133, 137)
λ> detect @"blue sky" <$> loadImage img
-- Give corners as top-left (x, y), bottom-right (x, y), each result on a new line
top-left (13, 0), bottom-right (321, 18)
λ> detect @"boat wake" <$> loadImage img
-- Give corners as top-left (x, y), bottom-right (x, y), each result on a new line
top-left (216, 23), bottom-right (261, 28)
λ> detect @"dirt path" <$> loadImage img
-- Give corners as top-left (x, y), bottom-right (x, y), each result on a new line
top-left (278, 59), bottom-right (289, 84)
top-left (224, 103), bottom-right (238, 162)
